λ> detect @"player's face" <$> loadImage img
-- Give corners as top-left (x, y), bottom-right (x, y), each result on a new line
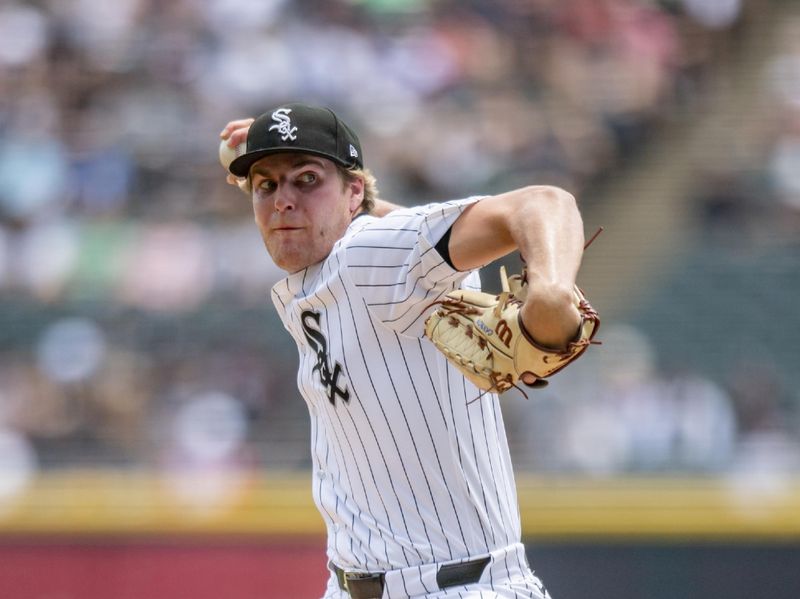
top-left (249, 153), bottom-right (363, 273)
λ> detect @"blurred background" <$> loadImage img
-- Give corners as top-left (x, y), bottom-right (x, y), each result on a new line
top-left (0, 0), bottom-right (799, 597)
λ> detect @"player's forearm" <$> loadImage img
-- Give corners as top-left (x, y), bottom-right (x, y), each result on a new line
top-left (510, 186), bottom-right (583, 286)
top-left (510, 186), bottom-right (584, 349)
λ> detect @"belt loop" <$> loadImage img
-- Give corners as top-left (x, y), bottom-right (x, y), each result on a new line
top-left (436, 555), bottom-right (491, 588)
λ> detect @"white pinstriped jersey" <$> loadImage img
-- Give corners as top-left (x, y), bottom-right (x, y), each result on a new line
top-left (270, 197), bottom-right (522, 573)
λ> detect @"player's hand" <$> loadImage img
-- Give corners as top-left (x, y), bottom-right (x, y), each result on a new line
top-left (519, 278), bottom-right (582, 351)
top-left (220, 118), bottom-right (254, 191)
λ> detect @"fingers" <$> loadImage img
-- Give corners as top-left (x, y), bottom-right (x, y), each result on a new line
top-left (220, 117), bottom-right (254, 197)
top-left (225, 125), bottom-right (252, 149)
top-left (219, 118), bottom-right (255, 145)
top-left (219, 118), bottom-right (254, 139)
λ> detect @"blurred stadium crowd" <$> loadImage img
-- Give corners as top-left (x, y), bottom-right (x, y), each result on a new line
top-left (0, 0), bottom-right (799, 502)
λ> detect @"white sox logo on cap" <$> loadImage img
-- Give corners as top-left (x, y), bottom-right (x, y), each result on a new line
top-left (269, 107), bottom-right (297, 141)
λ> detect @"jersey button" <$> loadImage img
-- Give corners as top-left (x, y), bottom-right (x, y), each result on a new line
top-left (317, 470), bottom-right (326, 480)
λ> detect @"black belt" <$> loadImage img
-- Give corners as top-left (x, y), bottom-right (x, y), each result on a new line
top-left (332, 556), bottom-right (491, 599)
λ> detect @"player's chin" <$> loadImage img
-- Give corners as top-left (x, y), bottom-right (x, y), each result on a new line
top-left (269, 251), bottom-right (299, 272)
top-left (267, 244), bottom-right (311, 273)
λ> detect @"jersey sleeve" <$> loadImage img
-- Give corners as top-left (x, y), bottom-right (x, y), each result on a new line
top-left (341, 197), bottom-right (483, 336)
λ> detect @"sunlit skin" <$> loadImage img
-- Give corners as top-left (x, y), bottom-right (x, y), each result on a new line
top-left (249, 153), bottom-right (364, 273)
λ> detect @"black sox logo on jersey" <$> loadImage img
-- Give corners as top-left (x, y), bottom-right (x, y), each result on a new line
top-left (301, 310), bottom-right (350, 405)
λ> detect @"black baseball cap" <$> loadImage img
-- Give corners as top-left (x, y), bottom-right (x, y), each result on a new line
top-left (228, 102), bottom-right (364, 177)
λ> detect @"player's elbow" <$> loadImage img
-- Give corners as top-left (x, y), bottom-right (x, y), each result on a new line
top-left (517, 185), bottom-right (578, 211)
top-left (509, 185), bottom-right (583, 235)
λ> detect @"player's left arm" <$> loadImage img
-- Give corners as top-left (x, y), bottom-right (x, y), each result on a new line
top-left (446, 185), bottom-right (584, 350)
top-left (368, 199), bottom-right (402, 217)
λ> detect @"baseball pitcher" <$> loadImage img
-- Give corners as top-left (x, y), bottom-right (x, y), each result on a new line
top-left (219, 103), bottom-right (598, 599)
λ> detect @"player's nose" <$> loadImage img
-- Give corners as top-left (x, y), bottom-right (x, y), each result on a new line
top-left (273, 187), bottom-right (296, 212)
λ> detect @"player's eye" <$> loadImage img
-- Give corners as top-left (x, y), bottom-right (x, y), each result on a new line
top-left (257, 180), bottom-right (277, 194)
top-left (296, 172), bottom-right (317, 186)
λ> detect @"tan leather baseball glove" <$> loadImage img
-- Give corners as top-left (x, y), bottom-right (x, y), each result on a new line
top-left (424, 266), bottom-right (599, 395)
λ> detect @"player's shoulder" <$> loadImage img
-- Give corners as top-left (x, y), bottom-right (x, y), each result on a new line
top-left (358, 197), bottom-right (483, 229)
top-left (346, 204), bottom-right (427, 235)
top-left (341, 197), bottom-right (485, 249)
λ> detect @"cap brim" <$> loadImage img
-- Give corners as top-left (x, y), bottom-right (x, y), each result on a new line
top-left (229, 147), bottom-right (359, 178)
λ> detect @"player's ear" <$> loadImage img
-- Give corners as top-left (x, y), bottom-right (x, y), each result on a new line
top-left (345, 173), bottom-right (365, 211)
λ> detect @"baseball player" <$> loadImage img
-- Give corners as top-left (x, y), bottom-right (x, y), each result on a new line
top-left (219, 103), bottom-right (594, 599)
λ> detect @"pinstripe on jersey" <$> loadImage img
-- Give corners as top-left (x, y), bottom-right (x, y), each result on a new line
top-left (271, 198), bottom-right (523, 574)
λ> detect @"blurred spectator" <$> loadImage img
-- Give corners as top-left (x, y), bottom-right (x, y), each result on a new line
top-left (158, 390), bottom-right (254, 515)
top-left (681, 0), bottom-right (743, 30)
top-left (0, 3), bottom-right (48, 68)
top-left (36, 317), bottom-right (106, 384)
top-left (724, 362), bottom-right (800, 515)
top-left (0, 427), bottom-right (37, 508)
top-left (764, 19), bottom-right (800, 216)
